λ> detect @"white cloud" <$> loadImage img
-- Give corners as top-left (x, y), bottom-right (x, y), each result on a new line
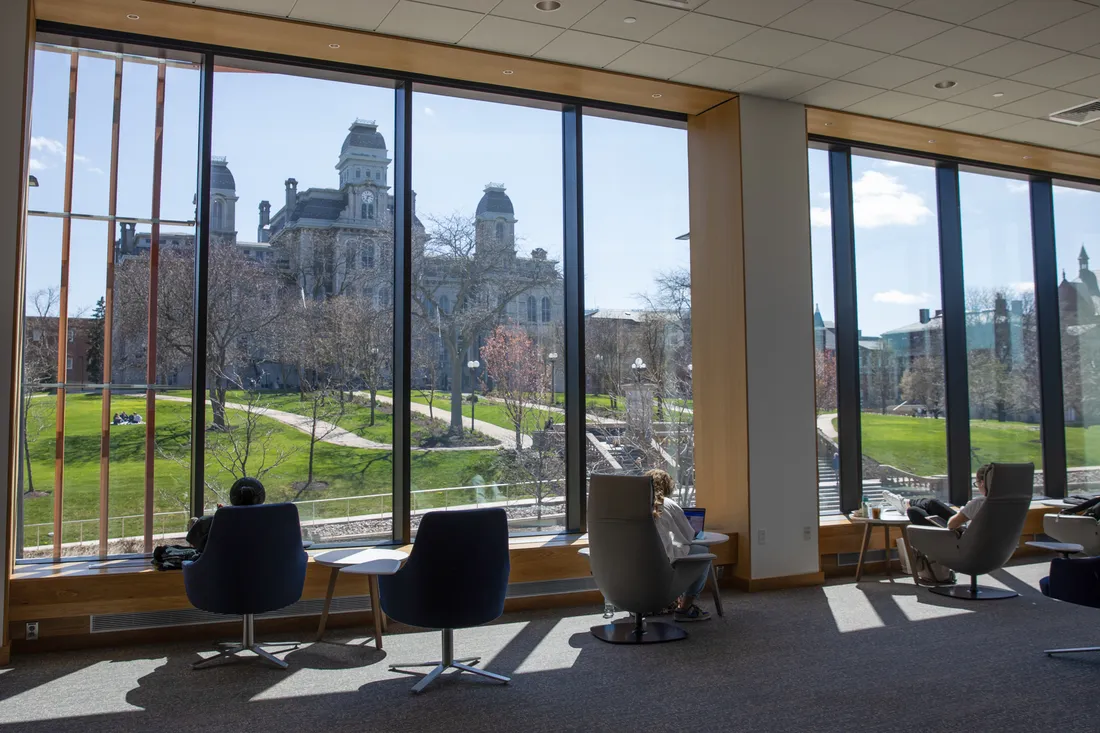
top-left (877, 160), bottom-right (909, 168)
top-left (810, 206), bottom-right (831, 228)
top-left (31, 136), bottom-right (65, 155)
top-left (852, 170), bottom-right (932, 228)
top-left (87, 167), bottom-right (105, 175)
top-left (873, 290), bottom-right (931, 305)
top-left (423, 107), bottom-right (435, 117)
top-left (74, 153), bottom-right (90, 163)
top-left (1006, 180), bottom-right (1029, 194)
top-left (29, 158), bottom-right (45, 171)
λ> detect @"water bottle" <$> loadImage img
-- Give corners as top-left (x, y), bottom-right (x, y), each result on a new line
top-left (602, 594), bottom-right (615, 619)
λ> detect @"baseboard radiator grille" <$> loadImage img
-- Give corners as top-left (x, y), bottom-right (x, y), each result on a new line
top-left (836, 549), bottom-right (898, 567)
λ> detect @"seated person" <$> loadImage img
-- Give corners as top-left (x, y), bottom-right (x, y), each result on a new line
top-left (112, 413), bottom-right (121, 425)
top-left (185, 476), bottom-right (267, 553)
top-left (132, 413), bottom-right (143, 424)
top-left (647, 468), bottom-right (711, 622)
top-left (882, 463), bottom-right (991, 531)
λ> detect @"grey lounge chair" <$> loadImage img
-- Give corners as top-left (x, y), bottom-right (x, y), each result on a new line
top-left (1043, 513), bottom-right (1100, 556)
top-left (907, 463), bottom-right (1034, 600)
top-left (584, 473), bottom-right (716, 644)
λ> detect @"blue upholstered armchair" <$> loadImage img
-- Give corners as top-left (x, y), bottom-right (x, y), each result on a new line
top-left (183, 504), bottom-right (308, 670)
top-left (1041, 555), bottom-right (1100, 657)
top-left (381, 508), bottom-right (511, 693)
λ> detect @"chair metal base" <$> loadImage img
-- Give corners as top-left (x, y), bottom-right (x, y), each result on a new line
top-left (1046, 646), bottom-right (1100, 656)
top-left (389, 628), bottom-right (509, 694)
top-left (928, 575), bottom-right (1017, 601)
top-left (590, 616), bottom-right (688, 645)
top-left (192, 614), bottom-right (296, 670)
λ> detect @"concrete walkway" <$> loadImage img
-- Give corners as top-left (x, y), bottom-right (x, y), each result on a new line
top-left (370, 393), bottom-right (531, 449)
top-left (817, 412), bottom-right (838, 440)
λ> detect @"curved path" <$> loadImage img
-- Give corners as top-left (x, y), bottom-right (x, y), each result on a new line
top-left (371, 392), bottom-right (530, 449)
top-left (817, 412), bottom-right (838, 440)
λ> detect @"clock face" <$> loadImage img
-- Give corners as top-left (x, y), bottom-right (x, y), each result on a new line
top-left (360, 190), bottom-right (374, 204)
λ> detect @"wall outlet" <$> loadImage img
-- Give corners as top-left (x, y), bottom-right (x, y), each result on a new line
top-left (803, 526), bottom-right (812, 541)
top-left (25, 622), bottom-right (39, 641)
top-left (757, 528), bottom-right (766, 545)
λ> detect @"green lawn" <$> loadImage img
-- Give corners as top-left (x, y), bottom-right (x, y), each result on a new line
top-left (20, 392), bottom-right (499, 548)
top-left (855, 412), bottom-right (1100, 476)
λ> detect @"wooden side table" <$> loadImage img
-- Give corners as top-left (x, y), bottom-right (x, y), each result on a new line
top-left (314, 548), bottom-right (408, 648)
top-left (849, 511), bottom-right (912, 581)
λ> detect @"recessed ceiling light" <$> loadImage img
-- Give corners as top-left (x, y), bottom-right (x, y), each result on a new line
top-left (328, 43), bottom-right (341, 49)
top-left (126, 13), bottom-right (140, 20)
top-left (503, 69), bottom-right (514, 75)
top-left (1023, 155), bottom-right (1032, 160)
top-left (824, 122), bottom-right (833, 127)
top-left (652, 93), bottom-right (663, 98)
top-left (535, 0), bottom-right (561, 10)
top-left (624, 16), bottom-right (637, 23)
top-left (992, 92), bottom-right (1004, 98)
top-left (927, 139), bottom-right (936, 143)
top-left (934, 80), bottom-right (957, 90)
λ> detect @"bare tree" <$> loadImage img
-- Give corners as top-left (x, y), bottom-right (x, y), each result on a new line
top-left (900, 355), bottom-right (945, 417)
top-left (863, 341), bottom-right (896, 415)
top-left (20, 287), bottom-right (61, 495)
top-left (815, 349), bottom-right (837, 412)
top-left (481, 325), bottom-right (542, 448)
top-left (413, 315), bottom-right (443, 420)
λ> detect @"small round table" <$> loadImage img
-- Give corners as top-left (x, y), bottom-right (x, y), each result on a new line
top-left (1026, 540), bottom-right (1084, 559)
top-left (691, 531), bottom-right (730, 617)
top-left (314, 548), bottom-right (408, 648)
top-left (849, 511), bottom-right (911, 581)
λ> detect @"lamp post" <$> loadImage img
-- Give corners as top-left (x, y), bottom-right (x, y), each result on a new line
top-left (466, 359), bottom-right (479, 431)
top-left (548, 352), bottom-right (558, 406)
top-left (631, 357), bottom-right (647, 383)
top-left (687, 363), bottom-right (693, 402)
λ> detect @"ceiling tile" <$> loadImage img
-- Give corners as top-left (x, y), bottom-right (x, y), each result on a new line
top-left (376, 1), bottom-right (483, 43)
top-left (672, 56), bottom-right (771, 89)
top-left (996, 88), bottom-right (1095, 118)
top-left (735, 68), bottom-right (829, 98)
top-left (943, 110), bottom-right (1032, 134)
top-left (770, 0), bottom-right (890, 40)
top-left (956, 41), bottom-right (1067, 77)
top-left (197, 0), bottom-right (296, 14)
top-left (417, 0), bottom-right (498, 10)
top-left (947, 79), bottom-right (1046, 108)
top-left (1024, 9), bottom-right (1100, 51)
top-left (996, 118), bottom-right (1100, 147)
top-left (695, 0), bottom-right (810, 26)
top-left (458, 16), bottom-right (563, 56)
top-left (900, 0), bottom-right (1011, 24)
top-left (894, 100), bottom-right (986, 125)
top-left (782, 42), bottom-right (885, 78)
top-left (841, 55), bottom-right (942, 88)
top-left (1011, 54), bottom-right (1100, 87)
top-left (1085, 43), bottom-right (1100, 59)
top-left (792, 79), bottom-right (883, 106)
top-left (288, 0), bottom-right (397, 30)
top-left (898, 26), bottom-right (1011, 66)
top-left (534, 30), bottom-right (637, 67)
top-left (863, 0), bottom-right (909, 7)
top-left (895, 68), bottom-right (998, 98)
top-left (844, 90), bottom-right (936, 117)
top-left (572, 0), bottom-right (685, 42)
top-left (1060, 72), bottom-right (1100, 96)
top-left (647, 13), bottom-right (758, 55)
top-left (716, 28), bottom-right (825, 66)
top-left (490, 0), bottom-right (602, 28)
top-left (835, 11), bottom-right (951, 53)
top-left (964, 0), bottom-right (1093, 38)
top-left (605, 44), bottom-right (708, 79)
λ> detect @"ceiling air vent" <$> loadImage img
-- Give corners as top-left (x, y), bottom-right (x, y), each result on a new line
top-left (1050, 99), bottom-right (1100, 126)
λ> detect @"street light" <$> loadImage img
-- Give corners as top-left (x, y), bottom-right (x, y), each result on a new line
top-left (467, 359), bottom-right (480, 431)
top-left (547, 352), bottom-right (558, 406)
top-left (631, 357), bottom-right (647, 383)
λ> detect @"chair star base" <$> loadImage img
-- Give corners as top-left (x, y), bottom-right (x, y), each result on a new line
top-left (929, 576), bottom-right (1017, 601)
top-left (590, 616), bottom-right (688, 644)
top-left (389, 629), bottom-right (510, 694)
top-left (1045, 645), bottom-right (1100, 656)
top-left (192, 614), bottom-right (297, 670)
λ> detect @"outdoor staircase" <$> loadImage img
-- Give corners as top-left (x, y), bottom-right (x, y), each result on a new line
top-left (817, 457), bottom-right (885, 516)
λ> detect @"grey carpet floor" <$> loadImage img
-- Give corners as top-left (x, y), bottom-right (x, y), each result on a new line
top-left (1, 559), bottom-right (1099, 733)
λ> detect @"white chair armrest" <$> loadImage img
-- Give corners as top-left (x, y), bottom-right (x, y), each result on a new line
top-left (671, 552), bottom-right (717, 566)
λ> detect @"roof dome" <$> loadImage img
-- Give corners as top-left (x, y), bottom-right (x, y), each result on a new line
top-left (211, 157), bottom-right (235, 190)
top-left (476, 184), bottom-right (514, 217)
top-left (341, 119), bottom-right (387, 154)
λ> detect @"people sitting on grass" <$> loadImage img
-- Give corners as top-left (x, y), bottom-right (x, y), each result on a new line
top-left (648, 468), bottom-right (711, 622)
top-left (112, 412), bottom-right (144, 426)
top-left (882, 463), bottom-right (991, 531)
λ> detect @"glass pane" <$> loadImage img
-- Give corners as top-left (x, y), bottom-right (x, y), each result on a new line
top-left (809, 148), bottom-right (840, 515)
top-left (852, 155), bottom-right (946, 506)
top-left (1054, 183), bottom-right (1100, 496)
top-left (411, 90), bottom-right (565, 535)
top-left (208, 60), bottom-right (396, 543)
top-left (582, 114), bottom-right (692, 506)
top-left (960, 171), bottom-right (1043, 496)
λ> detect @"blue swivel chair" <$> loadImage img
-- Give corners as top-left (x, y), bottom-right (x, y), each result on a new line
top-left (1041, 555), bottom-right (1100, 657)
top-left (183, 504), bottom-right (308, 670)
top-left (380, 508), bottom-right (511, 693)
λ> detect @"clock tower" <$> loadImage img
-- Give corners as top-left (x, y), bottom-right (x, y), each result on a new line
top-left (337, 119), bottom-right (391, 226)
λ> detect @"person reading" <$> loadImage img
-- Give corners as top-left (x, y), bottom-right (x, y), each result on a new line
top-left (882, 463), bottom-right (991, 531)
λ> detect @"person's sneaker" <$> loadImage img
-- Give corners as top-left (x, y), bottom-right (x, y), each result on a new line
top-left (674, 604), bottom-right (711, 623)
top-left (882, 490), bottom-right (908, 515)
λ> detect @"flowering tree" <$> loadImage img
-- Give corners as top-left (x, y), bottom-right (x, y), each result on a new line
top-left (814, 349), bottom-right (837, 412)
top-left (481, 325), bottom-right (543, 448)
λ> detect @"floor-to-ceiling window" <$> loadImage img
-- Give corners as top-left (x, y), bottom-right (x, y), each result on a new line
top-left (411, 88), bottom-right (565, 534)
top-left (582, 113), bottom-right (692, 506)
top-left (853, 154), bottom-right (946, 504)
top-left (959, 170), bottom-right (1044, 495)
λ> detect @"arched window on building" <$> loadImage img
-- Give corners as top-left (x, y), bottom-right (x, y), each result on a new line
top-left (212, 198), bottom-right (223, 230)
top-left (362, 243), bottom-right (375, 269)
top-left (378, 285), bottom-right (391, 306)
top-left (355, 168), bottom-right (361, 179)
top-left (441, 295), bottom-right (451, 314)
top-left (541, 296), bottom-right (551, 322)
top-left (527, 296), bottom-right (537, 322)
top-left (368, 202), bottom-right (375, 219)
top-left (361, 203), bottom-right (368, 219)
top-left (495, 221), bottom-right (504, 239)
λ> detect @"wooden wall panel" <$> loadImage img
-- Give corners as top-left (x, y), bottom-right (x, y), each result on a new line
top-left (35, 0), bottom-right (731, 116)
top-left (688, 98), bottom-right (750, 580)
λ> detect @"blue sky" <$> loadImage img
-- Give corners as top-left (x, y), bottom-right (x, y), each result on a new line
top-left (809, 148), bottom-right (1100, 338)
top-left (25, 47), bottom-right (689, 318)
